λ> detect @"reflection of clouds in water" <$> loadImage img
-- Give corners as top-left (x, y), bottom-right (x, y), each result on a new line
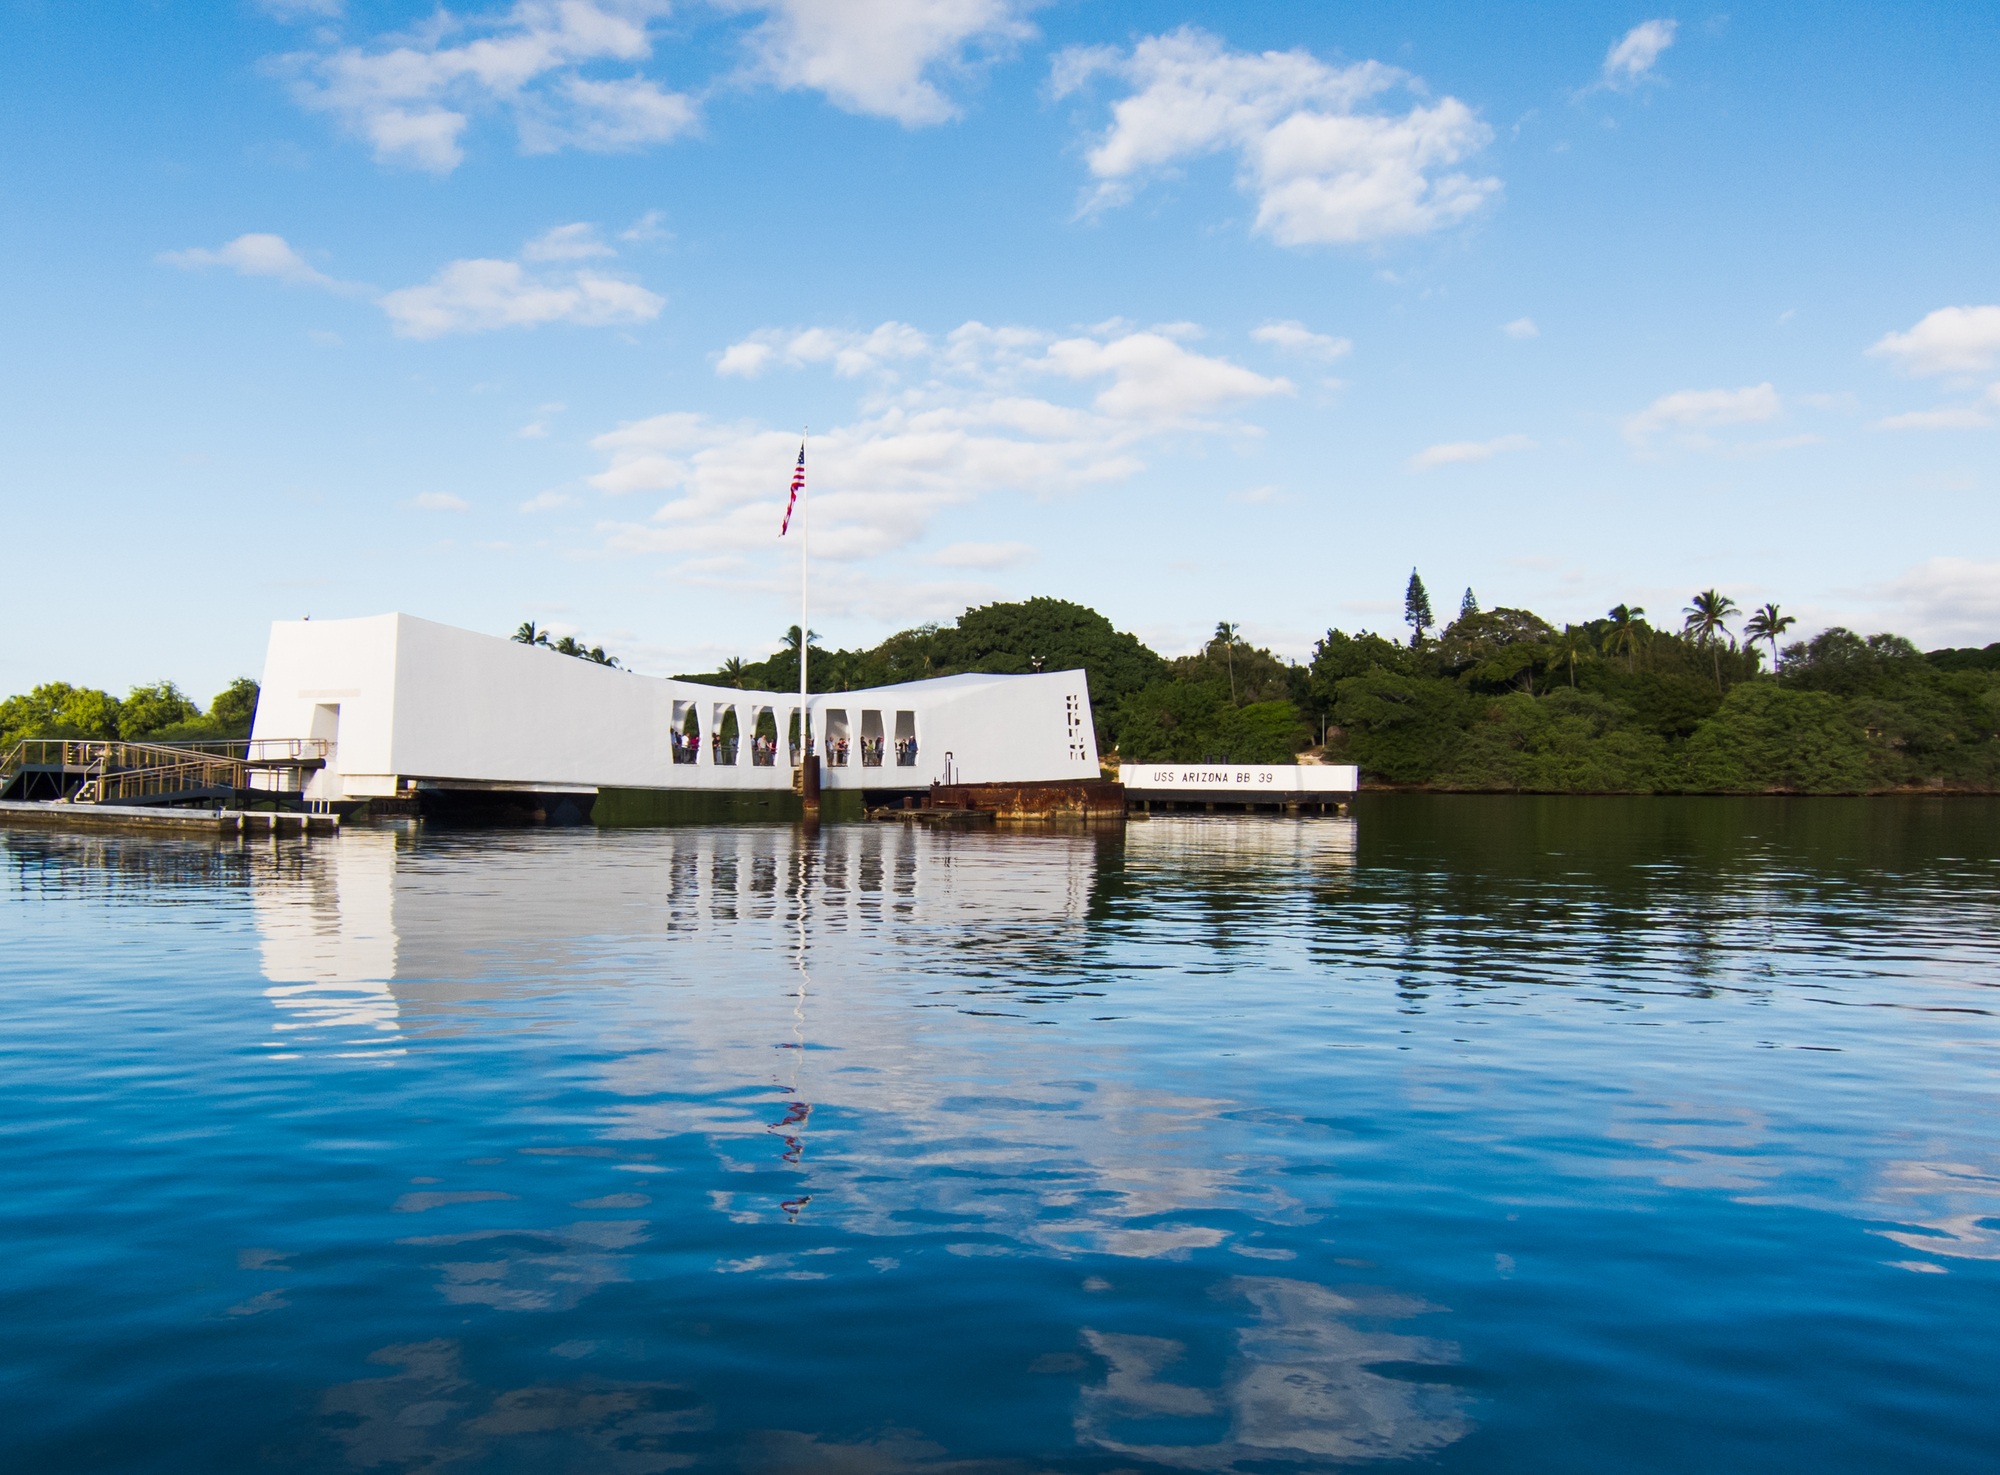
top-left (1602, 1101), bottom-right (1790, 1194)
top-left (1077, 1276), bottom-right (1468, 1468)
top-left (252, 829), bottom-right (402, 1060)
top-left (399, 1220), bottom-right (648, 1311)
top-left (320, 1339), bottom-right (707, 1473)
top-left (1604, 1104), bottom-right (2000, 1267)
top-left (692, 1074), bottom-right (1302, 1259)
top-left (1872, 1158), bottom-right (2000, 1262)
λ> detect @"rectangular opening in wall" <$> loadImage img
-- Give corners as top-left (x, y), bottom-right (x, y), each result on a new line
top-left (671, 700), bottom-right (700, 764)
top-left (712, 704), bottom-right (739, 765)
top-left (859, 710), bottom-right (884, 767)
top-left (788, 709), bottom-right (805, 766)
top-left (825, 708), bottom-right (850, 767)
top-left (894, 710), bottom-right (916, 766)
top-left (751, 706), bottom-right (777, 766)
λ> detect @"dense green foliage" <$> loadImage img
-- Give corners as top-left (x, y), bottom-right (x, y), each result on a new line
top-left (1306, 607), bottom-right (2000, 792)
top-left (0, 678), bottom-right (260, 749)
top-left (684, 591), bottom-right (2000, 791)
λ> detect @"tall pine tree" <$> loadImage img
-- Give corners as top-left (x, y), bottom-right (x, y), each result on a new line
top-left (1404, 569), bottom-right (1435, 648)
top-left (1460, 587), bottom-right (1480, 620)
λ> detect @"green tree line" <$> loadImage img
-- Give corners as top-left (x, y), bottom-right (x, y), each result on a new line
top-left (0, 678), bottom-right (260, 749)
top-left (680, 582), bottom-right (2000, 793)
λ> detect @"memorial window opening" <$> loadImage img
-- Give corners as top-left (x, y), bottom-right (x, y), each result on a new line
top-left (825, 709), bottom-right (851, 767)
top-left (894, 710), bottom-right (917, 767)
top-left (859, 710), bottom-right (884, 767)
top-left (671, 700), bottom-right (701, 764)
top-left (751, 707), bottom-right (778, 766)
top-left (712, 704), bottom-right (740, 765)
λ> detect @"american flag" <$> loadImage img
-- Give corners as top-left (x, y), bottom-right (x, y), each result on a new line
top-left (779, 443), bottom-right (805, 535)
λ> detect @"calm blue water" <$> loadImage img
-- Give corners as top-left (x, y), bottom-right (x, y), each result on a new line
top-left (2, 798), bottom-right (1997, 1472)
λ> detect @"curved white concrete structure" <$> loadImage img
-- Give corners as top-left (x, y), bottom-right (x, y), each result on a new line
top-left (251, 613), bottom-right (1099, 803)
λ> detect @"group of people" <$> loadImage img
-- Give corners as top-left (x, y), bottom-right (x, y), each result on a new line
top-left (672, 720), bottom-right (914, 770)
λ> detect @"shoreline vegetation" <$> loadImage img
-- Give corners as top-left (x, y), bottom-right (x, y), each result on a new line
top-left (674, 581), bottom-right (2000, 796)
top-left (6, 580), bottom-right (1996, 796)
top-left (0, 678), bottom-right (258, 750)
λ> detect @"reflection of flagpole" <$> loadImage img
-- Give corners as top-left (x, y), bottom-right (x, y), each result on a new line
top-left (776, 830), bottom-right (813, 1220)
top-left (797, 428), bottom-right (808, 759)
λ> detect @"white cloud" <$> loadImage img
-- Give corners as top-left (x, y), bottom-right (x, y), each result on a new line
top-left (519, 401), bottom-right (568, 436)
top-left (1624, 383), bottom-right (1780, 444)
top-left (521, 74), bottom-right (696, 153)
top-left (619, 208), bottom-right (669, 242)
top-left (1251, 320), bottom-right (1351, 360)
top-left (1872, 406), bottom-right (1993, 432)
top-left (522, 222), bottom-right (615, 260)
top-left (379, 229), bottom-right (663, 338)
top-left (1039, 330), bottom-right (1291, 419)
top-left (164, 226), bottom-right (657, 339)
top-left (280, 0), bottom-right (694, 174)
top-left (740, 0), bottom-right (1036, 126)
top-left (1058, 27), bottom-right (1499, 247)
top-left (1870, 558), bottom-right (2000, 647)
top-left (1410, 432), bottom-right (1534, 471)
top-left (159, 232), bottom-right (351, 291)
top-left (1868, 305), bottom-right (2000, 377)
top-left (931, 540), bottom-right (1036, 568)
top-left (519, 490), bottom-right (577, 511)
top-left (1501, 316), bottom-right (1538, 339)
top-left (715, 322), bottom-right (933, 378)
top-left (592, 316), bottom-right (1287, 570)
top-left (1600, 20), bottom-right (1677, 88)
top-left (413, 491), bottom-right (472, 511)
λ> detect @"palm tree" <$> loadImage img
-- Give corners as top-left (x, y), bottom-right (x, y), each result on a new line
top-left (513, 620), bottom-right (551, 647)
top-left (1549, 625), bottom-right (1593, 689)
top-left (1742, 603), bottom-right (1795, 671)
top-left (1601, 604), bottom-right (1647, 672)
top-left (722, 657), bottom-right (746, 688)
top-left (551, 634), bottom-right (584, 657)
top-left (1682, 590), bottom-right (1740, 692)
top-left (583, 646), bottom-right (620, 668)
top-left (1212, 621), bottom-right (1241, 702)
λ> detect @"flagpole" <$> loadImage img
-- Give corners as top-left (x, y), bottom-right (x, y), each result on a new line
top-left (797, 427), bottom-right (819, 816)
top-left (798, 426), bottom-right (808, 752)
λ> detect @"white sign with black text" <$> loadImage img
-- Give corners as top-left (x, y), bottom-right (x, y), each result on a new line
top-left (1119, 763), bottom-right (1358, 794)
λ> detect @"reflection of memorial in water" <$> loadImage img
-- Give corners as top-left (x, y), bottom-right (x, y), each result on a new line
top-left (243, 822), bottom-right (1468, 1467)
top-left (251, 828), bottom-right (404, 1060)
top-left (1122, 813), bottom-right (1360, 869)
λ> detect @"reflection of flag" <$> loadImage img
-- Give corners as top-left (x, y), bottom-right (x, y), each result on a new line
top-left (780, 444), bottom-right (805, 535)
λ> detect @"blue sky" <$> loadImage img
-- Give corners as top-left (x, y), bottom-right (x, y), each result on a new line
top-left (3, 1), bottom-right (1998, 695)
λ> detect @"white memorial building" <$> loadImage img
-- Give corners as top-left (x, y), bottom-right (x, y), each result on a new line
top-left (251, 613), bottom-right (1099, 816)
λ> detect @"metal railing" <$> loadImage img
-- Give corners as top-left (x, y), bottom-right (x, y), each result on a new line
top-left (0, 737), bottom-right (334, 805)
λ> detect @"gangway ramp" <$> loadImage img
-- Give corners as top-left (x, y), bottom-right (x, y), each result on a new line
top-left (0, 738), bottom-right (330, 808)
